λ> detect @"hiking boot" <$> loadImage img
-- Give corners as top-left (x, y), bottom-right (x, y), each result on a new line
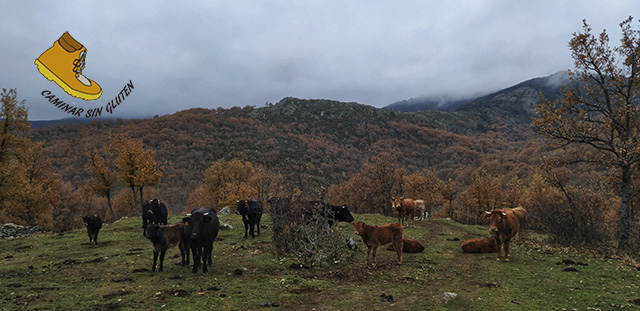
top-left (35, 32), bottom-right (102, 100)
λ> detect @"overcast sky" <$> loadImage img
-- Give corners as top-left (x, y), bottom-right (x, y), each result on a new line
top-left (1, 1), bottom-right (639, 120)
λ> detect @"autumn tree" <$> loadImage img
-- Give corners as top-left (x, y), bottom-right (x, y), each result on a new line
top-left (0, 88), bottom-right (30, 216)
top-left (437, 178), bottom-right (456, 219)
top-left (533, 17), bottom-right (640, 248)
top-left (187, 158), bottom-right (282, 211)
top-left (462, 170), bottom-right (503, 224)
top-left (84, 146), bottom-right (117, 221)
top-left (327, 153), bottom-right (404, 215)
top-left (403, 170), bottom-right (440, 216)
top-left (112, 134), bottom-right (162, 215)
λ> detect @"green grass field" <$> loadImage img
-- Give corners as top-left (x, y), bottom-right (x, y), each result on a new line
top-left (1, 213), bottom-right (639, 310)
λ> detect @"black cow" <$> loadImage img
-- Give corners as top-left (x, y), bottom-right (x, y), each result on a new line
top-left (300, 201), bottom-right (355, 226)
top-left (142, 199), bottom-right (168, 236)
top-left (183, 207), bottom-right (220, 276)
top-left (236, 199), bottom-right (264, 239)
top-left (83, 214), bottom-right (103, 246)
top-left (324, 204), bottom-right (355, 226)
top-left (145, 222), bottom-right (189, 272)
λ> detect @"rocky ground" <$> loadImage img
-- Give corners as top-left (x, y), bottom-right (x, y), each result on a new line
top-left (0, 223), bottom-right (42, 239)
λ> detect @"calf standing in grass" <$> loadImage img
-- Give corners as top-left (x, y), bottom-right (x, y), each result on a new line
top-left (352, 221), bottom-right (403, 267)
top-left (145, 222), bottom-right (189, 272)
top-left (83, 214), bottom-right (103, 246)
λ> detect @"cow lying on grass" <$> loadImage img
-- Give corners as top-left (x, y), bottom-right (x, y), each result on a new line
top-left (460, 237), bottom-right (497, 253)
top-left (145, 222), bottom-right (189, 272)
top-left (83, 214), bottom-right (103, 246)
top-left (352, 221), bottom-right (403, 267)
top-left (484, 206), bottom-right (526, 261)
top-left (386, 238), bottom-right (425, 253)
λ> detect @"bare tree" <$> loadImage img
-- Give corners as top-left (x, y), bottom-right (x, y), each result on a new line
top-left (533, 17), bottom-right (640, 248)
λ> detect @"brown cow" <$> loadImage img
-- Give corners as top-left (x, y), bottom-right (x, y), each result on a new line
top-left (352, 221), bottom-right (403, 267)
top-left (484, 207), bottom-right (526, 261)
top-left (391, 196), bottom-right (416, 226)
top-left (460, 237), bottom-right (497, 253)
top-left (386, 238), bottom-right (425, 253)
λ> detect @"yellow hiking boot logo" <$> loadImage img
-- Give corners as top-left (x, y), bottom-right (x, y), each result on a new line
top-left (35, 32), bottom-right (102, 100)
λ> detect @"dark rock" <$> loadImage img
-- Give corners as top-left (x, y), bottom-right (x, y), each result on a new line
top-left (380, 293), bottom-right (394, 302)
top-left (563, 267), bottom-right (578, 272)
top-left (234, 269), bottom-right (244, 275)
top-left (207, 286), bottom-right (221, 291)
top-left (288, 263), bottom-right (311, 270)
top-left (259, 301), bottom-right (280, 307)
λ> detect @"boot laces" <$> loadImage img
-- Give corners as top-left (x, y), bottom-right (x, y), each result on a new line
top-left (73, 50), bottom-right (87, 75)
top-left (72, 50), bottom-right (91, 86)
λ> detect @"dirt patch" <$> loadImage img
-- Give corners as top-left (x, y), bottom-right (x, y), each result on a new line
top-left (161, 289), bottom-right (190, 298)
top-left (92, 301), bottom-right (124, 311)
top-left (14, 245), bottom-right (33, 251)
top-left (289, 285), bottom-right (320, 294)
top-left (103, 290), bottom-right (132, 299)
top-left (111, 277), bottom-right (134, 283)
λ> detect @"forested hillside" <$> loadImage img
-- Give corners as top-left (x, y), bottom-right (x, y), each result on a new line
top-left (29, 97), bottom-right (534, 214)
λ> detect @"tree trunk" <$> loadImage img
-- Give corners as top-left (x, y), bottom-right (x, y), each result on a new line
top-left (618, 165), bottom-right (632, 249)
top-left (130, 184), bottom-right (139, 216)
top-left (106, 191), bottom-right (115, 221)
top-left (139, 186), bottom-right (145, 214)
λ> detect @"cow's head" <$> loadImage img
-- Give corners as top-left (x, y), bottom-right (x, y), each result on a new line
top-left (351, 221), bottom-right (365, 235)
top-left (145, 223), bottom-right (159, 240)
top-left (336, 205), bottom-right (354, 223)
top-left (484, 210), bottom-right (508, 236)
top-left (391, 196), bottom-right (401, 209)
top-left (235, 200), bottom-right (247, 215)
top-left (188, 211), bottom-right (213, 239)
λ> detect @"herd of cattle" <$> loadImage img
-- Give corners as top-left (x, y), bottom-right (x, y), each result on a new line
top-left (80, 196), bottom-right (527, 275)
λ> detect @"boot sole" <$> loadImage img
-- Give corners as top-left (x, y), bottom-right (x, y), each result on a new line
top-left (34, 59), bottom-right (102, 101)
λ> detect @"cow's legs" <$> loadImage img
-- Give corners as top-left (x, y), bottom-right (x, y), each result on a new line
top-left (159, 250), bottom-right (166, 272)
top-left (191, 246), bottom-right (201, 275)
top-left (202, 244), bottom-right (213, 275)
top-left (366, 246), bottom-right (372, 265)
top-left (496, 240), bottom-right (503, 262)
top-left (503, 239), bottom-right (511, 262)
top-left (371, 245), bottom-right (379, 267)
top-left (249, 223), bottom-right (255, 239)
top-left (178, 242), bottom-right (184, 265)
top-left (243, 219), bottom-right (249, 239)
top-left (152, 251), bottom-right (159, 272)
top-left (394, 240), bottom-right (403, 265)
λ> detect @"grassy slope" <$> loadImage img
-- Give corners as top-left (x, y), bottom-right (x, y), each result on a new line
top-left (1, 214), bottom-right (639, 311)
